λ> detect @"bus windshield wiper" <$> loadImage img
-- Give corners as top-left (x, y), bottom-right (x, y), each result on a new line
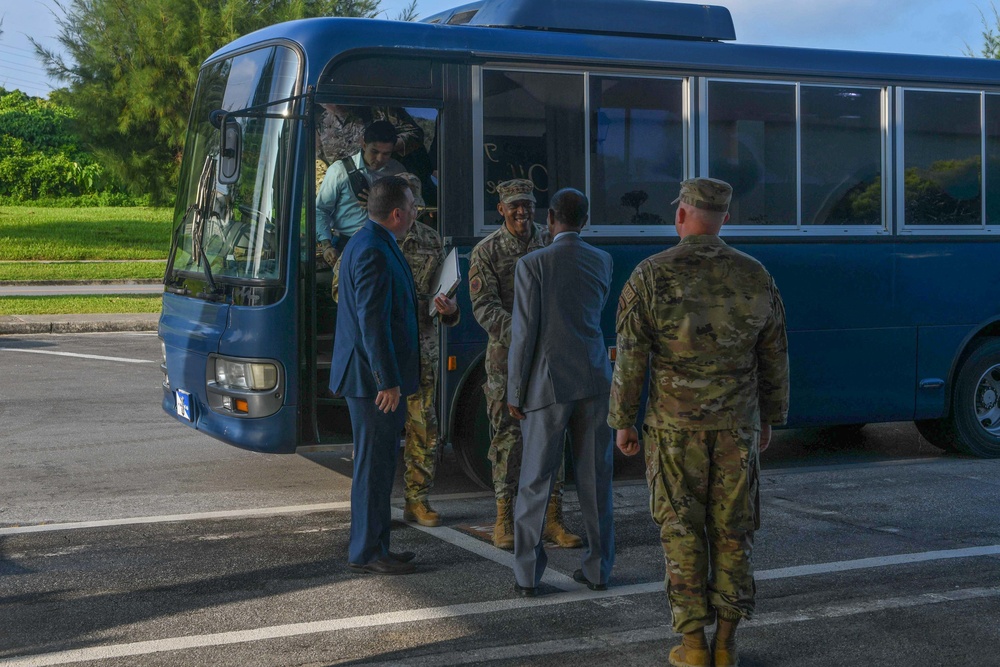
top-left (191, 207), bottom-right (224, 300)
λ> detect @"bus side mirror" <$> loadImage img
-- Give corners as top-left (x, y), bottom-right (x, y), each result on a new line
top-left (213, 111), bottom-right (242, 185)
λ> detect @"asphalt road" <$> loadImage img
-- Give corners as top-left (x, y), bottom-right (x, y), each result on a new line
top-left (1, 332), bottom-right (999, 666)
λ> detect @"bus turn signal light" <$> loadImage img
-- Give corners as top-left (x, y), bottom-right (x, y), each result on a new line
top-left (448, 356), bottom-right (457, 371)
top-left (234, 399), bottom-right (249, 413)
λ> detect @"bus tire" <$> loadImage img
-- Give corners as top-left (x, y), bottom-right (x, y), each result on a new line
top-left (914, 418), bottom-right (957, 452)
top-left (948, 337), bottom-right (1000, 458)
top-left (451, 361), bottom-right (494, 490)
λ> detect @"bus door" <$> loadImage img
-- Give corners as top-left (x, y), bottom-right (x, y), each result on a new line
top-left (307, 102), bottom-right (442, 447)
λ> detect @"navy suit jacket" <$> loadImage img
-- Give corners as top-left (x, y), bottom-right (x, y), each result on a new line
top-left (507, 233), bottom-right (614, 411)
top-left (330, 220), bottom-right (420, 398)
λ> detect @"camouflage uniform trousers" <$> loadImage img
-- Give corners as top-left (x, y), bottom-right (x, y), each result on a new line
top-left (643, 424), bottom-right (760, 633)
top-left (486, 394), bottom-right (564, 502)
top-left (403, 362), bottom-right (440, 504)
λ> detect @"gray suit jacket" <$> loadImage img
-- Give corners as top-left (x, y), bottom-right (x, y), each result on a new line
top-left (507, 233), bottom-right (614, 412)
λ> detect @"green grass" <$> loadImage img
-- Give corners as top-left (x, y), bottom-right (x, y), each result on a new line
top-left (0, 206), bottom-right (173, 261)
top-left (0, 261), bottom-right (167, 282)
top-left (0, 295), bottom-right (163, 315)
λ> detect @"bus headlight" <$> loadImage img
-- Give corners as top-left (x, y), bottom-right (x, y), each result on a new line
top-left (214, 358), bottom-right (279, 390)
top-left (206, 354), bottom-right (285, 419)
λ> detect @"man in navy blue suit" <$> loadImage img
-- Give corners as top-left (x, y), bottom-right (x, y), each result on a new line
top-left (330, 176), bottom-right (421, 575)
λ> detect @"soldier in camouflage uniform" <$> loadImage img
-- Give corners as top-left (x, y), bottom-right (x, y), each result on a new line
top-left (332, 174), bottom-right (459, 527)
top-left (469, 179), bottom-right (582, 551)
top-left (608, 178), bottom-right (789, 667)
top-left (316, 104), bottom-right (424, 167)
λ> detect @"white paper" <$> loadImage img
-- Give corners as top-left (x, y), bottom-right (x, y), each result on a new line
top-left (429, 247), bottom-right (461, 317)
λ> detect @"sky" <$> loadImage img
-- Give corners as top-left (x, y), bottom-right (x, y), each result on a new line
top-left (0, 0), bottom-right (994, 99)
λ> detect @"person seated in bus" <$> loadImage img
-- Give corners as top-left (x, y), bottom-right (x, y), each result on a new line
top-left (329, 173), bottom-right (460, 527)
top-left (316, 104), bottom-right (424, 169)
top-left (316, 120), bottom-right (406, 267)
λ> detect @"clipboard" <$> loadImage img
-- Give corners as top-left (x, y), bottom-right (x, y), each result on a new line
top-left (429, 247), bottom-right (461, 317)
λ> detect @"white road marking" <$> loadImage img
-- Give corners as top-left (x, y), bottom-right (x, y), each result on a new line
top-left (6, 493), bottom-right (1000, 665)
top-left (0, 348), bottom-right (152, 364)
top-left (4, 580), bottom-right (999, 666)
top-left (346, 586), bottom-right (1000, 666)
top-left (0, 503), bottom-right (352, 536)
top-left (390, 507), bottom-right (581, 590)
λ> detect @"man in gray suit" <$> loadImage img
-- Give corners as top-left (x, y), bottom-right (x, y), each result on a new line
top-left (507, 188), bottom-right (616, 597)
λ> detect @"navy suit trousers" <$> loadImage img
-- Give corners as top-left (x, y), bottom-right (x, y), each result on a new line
top-left (346, 396), bottom-right (407, 565)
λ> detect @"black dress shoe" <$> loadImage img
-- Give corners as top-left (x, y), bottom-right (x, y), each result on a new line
top-left (513, 582), bottom-right (538, 597)
top-left (389, 550), bottom-right (416, 563)
top-left (348, 556), bottom-right (416, 575)
top-left (573, 569), bottom-right (607, 591)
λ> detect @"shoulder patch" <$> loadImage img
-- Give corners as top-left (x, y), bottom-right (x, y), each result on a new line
top-left (616, 280), bottom-right (640, 331)
top-left (470, 275), bottom-right (483, 295)
top-left (618, 280), bottom-right (638, 313)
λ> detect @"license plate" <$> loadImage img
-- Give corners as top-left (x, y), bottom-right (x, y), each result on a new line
top-left (175, 389), bottom-right (192, 421)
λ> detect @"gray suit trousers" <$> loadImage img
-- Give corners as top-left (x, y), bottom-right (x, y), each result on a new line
top-left (513, 393), bottom-right (615, 588)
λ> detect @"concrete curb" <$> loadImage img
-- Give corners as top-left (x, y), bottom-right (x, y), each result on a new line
top-left (0, 314), bottom-right (160, 336)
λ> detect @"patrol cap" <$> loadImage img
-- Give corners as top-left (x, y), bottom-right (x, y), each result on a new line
top-left (398, 172), bottom-right (426, 208)
top-left (496, 178), bottom-right (537, 205)
top-left (671, 177), bottom-right (732, 213)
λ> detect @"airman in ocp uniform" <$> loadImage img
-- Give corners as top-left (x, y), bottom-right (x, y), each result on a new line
top-left (469, 178), bottom-right (582, 550)
top-left (609, 178), bottom-right (789, 667)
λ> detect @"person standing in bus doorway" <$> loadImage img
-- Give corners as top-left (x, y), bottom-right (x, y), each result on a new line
top-left (506, 189), bottom-right (616, 597)
top-left (316, 120), bottom-right (405, 268)
top-left (609, 178), bottom-right (789, 667)
top-left (330, 176), bottom-right (420, 575)
top-left (469, 178), bottom-right (582, 551)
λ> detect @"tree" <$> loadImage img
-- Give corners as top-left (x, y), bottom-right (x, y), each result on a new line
top-left (965, 2), bottom-right (1000, 58)
top-left (0, 87), bottom-right (119, 201)
top-left (33, 0), bottom-right (385, 204)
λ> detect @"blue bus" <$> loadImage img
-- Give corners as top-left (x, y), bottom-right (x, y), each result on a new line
top-left (159, 0), bottom-right (1000, 487)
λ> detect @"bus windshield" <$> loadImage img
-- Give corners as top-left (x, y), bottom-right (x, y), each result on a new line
top-left (167, 46), bottom-right (299, 287)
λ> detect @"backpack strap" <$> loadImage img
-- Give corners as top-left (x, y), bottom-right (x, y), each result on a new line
top-left (340, 156), bottom-right (369, 204)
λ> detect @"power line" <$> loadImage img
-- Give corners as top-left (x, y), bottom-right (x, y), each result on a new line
top-left (0, 74), bottom-right (53, 90)
top-left (0, 43), bottom-right (47, 57)
top-left (0, 62), bottom-right (47, 76)
top-left (0, 54), bottom-right (50, 70)
top-left (0, 46), bottom-right (45, 63)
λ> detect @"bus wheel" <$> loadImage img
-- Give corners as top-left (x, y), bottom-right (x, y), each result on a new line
top-left (451, 361), bottom-right (493, 490)
top-left (949, 338), bottom-right (1000, 458)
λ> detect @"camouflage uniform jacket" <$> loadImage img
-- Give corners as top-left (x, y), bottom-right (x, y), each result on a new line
top-left (609, 235), bottom-right (789, 430)
top-left (469, 223), bottom-right (549, 401)
top-left (401, 220), bottom-right (460, 366)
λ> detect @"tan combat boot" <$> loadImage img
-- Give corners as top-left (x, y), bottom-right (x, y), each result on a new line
top-left (492, 497), bottom-right (514, 549)
top-left (542, 493), bottom-right (583, 548)
top-left (668, 629), bottom-right (710, 667)
top-left (403, 499), bottom-right (441, 527)
top-left (713, 616), bottom-right (740, 667)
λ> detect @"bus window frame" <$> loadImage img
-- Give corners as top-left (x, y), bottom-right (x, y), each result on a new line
top-left (896, 85), bottom-right (1000, 236)
top-left (584, 70), bottom-right (693, 237)
top-left (700, 76), bottom-right (891, 238)
top-left (473, 63), bottom-right (901, 240)
top-left (474, 64), bottom-right (587, 236)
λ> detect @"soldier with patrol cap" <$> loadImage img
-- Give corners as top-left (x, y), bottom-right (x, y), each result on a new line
top-left (609, 177), bottom-right (789, 667)
top-left (469, 178), bottom-right (582, 550)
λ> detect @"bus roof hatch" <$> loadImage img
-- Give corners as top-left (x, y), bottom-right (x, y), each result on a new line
top-left (461, 0), bottom-right (736, 41)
